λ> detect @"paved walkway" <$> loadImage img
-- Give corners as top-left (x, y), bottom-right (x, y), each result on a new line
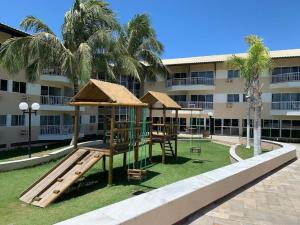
top-left (183, 144), bottom-right (300, 225)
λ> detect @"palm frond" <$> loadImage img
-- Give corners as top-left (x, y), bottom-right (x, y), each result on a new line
top-left (75, 43), bottom-right (92, 83)
top-left (20, 16), bottom-right (55, 34)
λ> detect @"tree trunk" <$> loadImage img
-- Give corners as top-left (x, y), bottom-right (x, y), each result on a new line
top-left (253, 79), bottom-right (262, 156)
top-left (246, 89), bottom-right (251, 149)
top-left (70, 77), bottom-right (80, 149)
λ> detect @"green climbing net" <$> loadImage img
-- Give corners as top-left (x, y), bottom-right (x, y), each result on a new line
top-left (127, 107), bottom-right (148, 170)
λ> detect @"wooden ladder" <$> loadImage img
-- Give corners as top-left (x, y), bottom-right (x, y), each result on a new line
top-left (160, 140), bottom-right (175, 157)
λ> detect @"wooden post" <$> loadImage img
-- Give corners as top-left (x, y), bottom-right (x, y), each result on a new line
top-left (149, 106), bottom-right (153, 161)
top-left (162, 106), bottom-right (166, 164)
top-left (175, 109), bottom-right (178, 157)
top-left (123, 152), bottom-right (127, 169)
top-left (108, 106), bottom-right (115, 186)
top-left (134, 107), bottom-right (140, 166)
top-left (102, 156), bottom-right (106, 172)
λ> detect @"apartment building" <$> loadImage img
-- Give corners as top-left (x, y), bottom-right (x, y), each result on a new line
top-left (1, 22), bottom-right (299, 150)
top-left (145, 50), bottom-right (300, 142)
top-left (0, 23), bottom-right (101, 149)
top-left (0, 23), bottom-right (143, 150)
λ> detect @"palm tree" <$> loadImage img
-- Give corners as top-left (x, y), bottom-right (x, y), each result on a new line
top-left (117, 14), bottom-right (168, 95)
top-left (227, 35), bottom-right (271, 156)
top-left (0, 0), bottom-right (121, 149)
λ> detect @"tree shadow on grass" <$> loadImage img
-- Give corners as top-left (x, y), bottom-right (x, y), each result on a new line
top-left (56, 165), bottom-right (160, 204)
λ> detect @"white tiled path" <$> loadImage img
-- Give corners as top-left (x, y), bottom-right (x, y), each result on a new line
top-left (183, 144), bottom-right (300, 225)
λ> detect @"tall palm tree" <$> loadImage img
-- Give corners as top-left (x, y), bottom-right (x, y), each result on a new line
top-left (0, 0), bottom-right (121, 149)
top-left (117, 14), bottom-right (168, 94)
top-left (227, 35), bottom-right (271, 156)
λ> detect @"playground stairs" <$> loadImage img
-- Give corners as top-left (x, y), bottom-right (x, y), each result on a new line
top-left (19, 148), bottom-right (104, 208)
top-left (160, 140), bottom-right (175, 157)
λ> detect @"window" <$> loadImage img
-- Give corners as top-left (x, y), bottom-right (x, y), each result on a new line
top-left (173, 73), bottom-right (187, 79)
top-left (227, 94), bottom-right (239, 103)
top-left (170, 95), bottom-right (186, 102)
top-left (227, 70), bottom-right (240, 79)
top-left (90, 115), bottom-right (96, 123)
top-left (191, 95), bottom-right (213, 102)
top-left (11, 115), bottom-right (25, 126)
top-left (0, 115), bottom-right (6, 126)
top-left (0, 79), bottom-right (8, 91)
top-left (191, 71), bottom-right (214, 79)
top-left (40, 115), bottom-right (60, 126)
top-left (12, 81), bottom-right (26, 93)
top-left (242, 94), bottom-right (248, 102)
top-left (41, 86), bottom-right (61, 96)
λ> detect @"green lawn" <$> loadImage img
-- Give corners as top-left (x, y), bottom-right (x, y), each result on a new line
top-left (0, 140), bottom-right (230, 225)
top-left (236, 145), bottom-right (271, 159)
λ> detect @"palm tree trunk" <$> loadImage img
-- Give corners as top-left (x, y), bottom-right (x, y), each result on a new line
top-left (246, 89), bottom-right (251, 149)
top-left (246, 102), bottom-right (251, 149)
top-left (253, 79), bottom-right (262, 156)
top-left (70, 77), bottom-right (80, 149)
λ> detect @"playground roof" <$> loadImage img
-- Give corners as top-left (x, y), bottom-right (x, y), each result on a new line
top-left (70, 79), bottom-right (147, 107)
top-left (140, 91), bottom-right (181, 109)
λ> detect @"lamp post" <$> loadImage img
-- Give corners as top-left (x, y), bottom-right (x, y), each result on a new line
top-left (208, 111), bottom-right (213, 139)
top-left (19, 102), bottom-right (40, 158)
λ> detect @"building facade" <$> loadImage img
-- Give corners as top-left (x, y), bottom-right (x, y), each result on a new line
top-left (145, 51), bottom-right (300, 142)
top-left (0, 23), bottom-right (140, 150)
top-left (0, 23), bottom-right (299, 150)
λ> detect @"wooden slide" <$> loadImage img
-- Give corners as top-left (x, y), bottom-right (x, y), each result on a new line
top-left (19, 148), bottom-right (104, 208)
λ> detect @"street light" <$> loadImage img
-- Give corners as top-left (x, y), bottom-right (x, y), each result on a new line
top-left (207, 111), bottom-right (213, 139)
top-left (19, 102), bottom-right (40, 158)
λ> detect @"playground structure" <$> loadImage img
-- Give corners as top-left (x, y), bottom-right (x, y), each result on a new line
top-left (140, 91), bottom-right (181, 164)
top-left (19, 81), bottom-right (204, 208)
top-left (19, 79), bottom-right (148, 207)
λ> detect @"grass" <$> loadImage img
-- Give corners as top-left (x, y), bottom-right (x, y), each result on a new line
top-left (0, 143), bottom-right (68, 162)
top-left (235, 145), bottom-right (271, 160)
top-left (0, 140), bottom-right (230, 225)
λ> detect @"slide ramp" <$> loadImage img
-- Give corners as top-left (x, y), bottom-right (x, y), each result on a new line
top-left (20, 148), bottom-right (104, 208)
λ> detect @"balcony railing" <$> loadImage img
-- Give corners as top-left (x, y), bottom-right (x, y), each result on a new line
top-left (40, 125), bottom-right (83, 135)
top-left (166, 77), bottom-right (214, 87)
top-left (271, 72), bottom-right (300, 83)
top-left (271, 101), bottom-right (300, 110)
top-left (42, 67), bottom-right (66, 76)
top-left (40, 95), bottom-right (72, 105)
top-left (176, 101), bottom-right (213, 109)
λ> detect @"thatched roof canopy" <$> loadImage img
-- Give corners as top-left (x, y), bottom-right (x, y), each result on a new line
top-left (70, 79), bottom-right (147, 107)
top-left (140, 91), bottom-right (181, 109)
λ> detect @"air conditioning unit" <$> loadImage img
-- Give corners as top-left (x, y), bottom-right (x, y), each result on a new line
top-left (20, 129), bottom-right (28, 136)
top-left (226, 78), bottom-right (233, 83)
top-left (226, 103), bottom-right (233, 108)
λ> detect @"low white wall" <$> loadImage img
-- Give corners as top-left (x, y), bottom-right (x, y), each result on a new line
top-left (55, 141), bottom-right (297, 225)
top-left (229, 144), bottom-right (242, 163)
top-left (0, 140), bottom-right (101, 171)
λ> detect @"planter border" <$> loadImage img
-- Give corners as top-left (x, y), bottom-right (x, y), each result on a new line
top-left (0, 140), bottom-right (101, 171)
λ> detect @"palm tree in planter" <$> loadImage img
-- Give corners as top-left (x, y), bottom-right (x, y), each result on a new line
top-left (117, 14), bottom-right (168, 95)
top-left (0, 0), bottom-right (121, 148)
top-left (226, 35), bottom-right (271, 156)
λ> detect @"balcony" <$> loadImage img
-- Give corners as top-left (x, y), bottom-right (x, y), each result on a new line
top-left (40, 95), bottom-right (84, 111)
top-left (270, 73), bottom-right (300, 88)
top-left (40, 67), bottom-right (70, 83)
top-left (166, 77), bottom-right (215, 91)
top-left (38, 125), bottom-right (84, 140)
top-left (176, 101), bottom-right (213, 109)
top-left (271, 101), bottom-right (300, 116)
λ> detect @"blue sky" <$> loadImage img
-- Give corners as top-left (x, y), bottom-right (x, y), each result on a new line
top-left (1, 0), bottom-right (300, 59)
